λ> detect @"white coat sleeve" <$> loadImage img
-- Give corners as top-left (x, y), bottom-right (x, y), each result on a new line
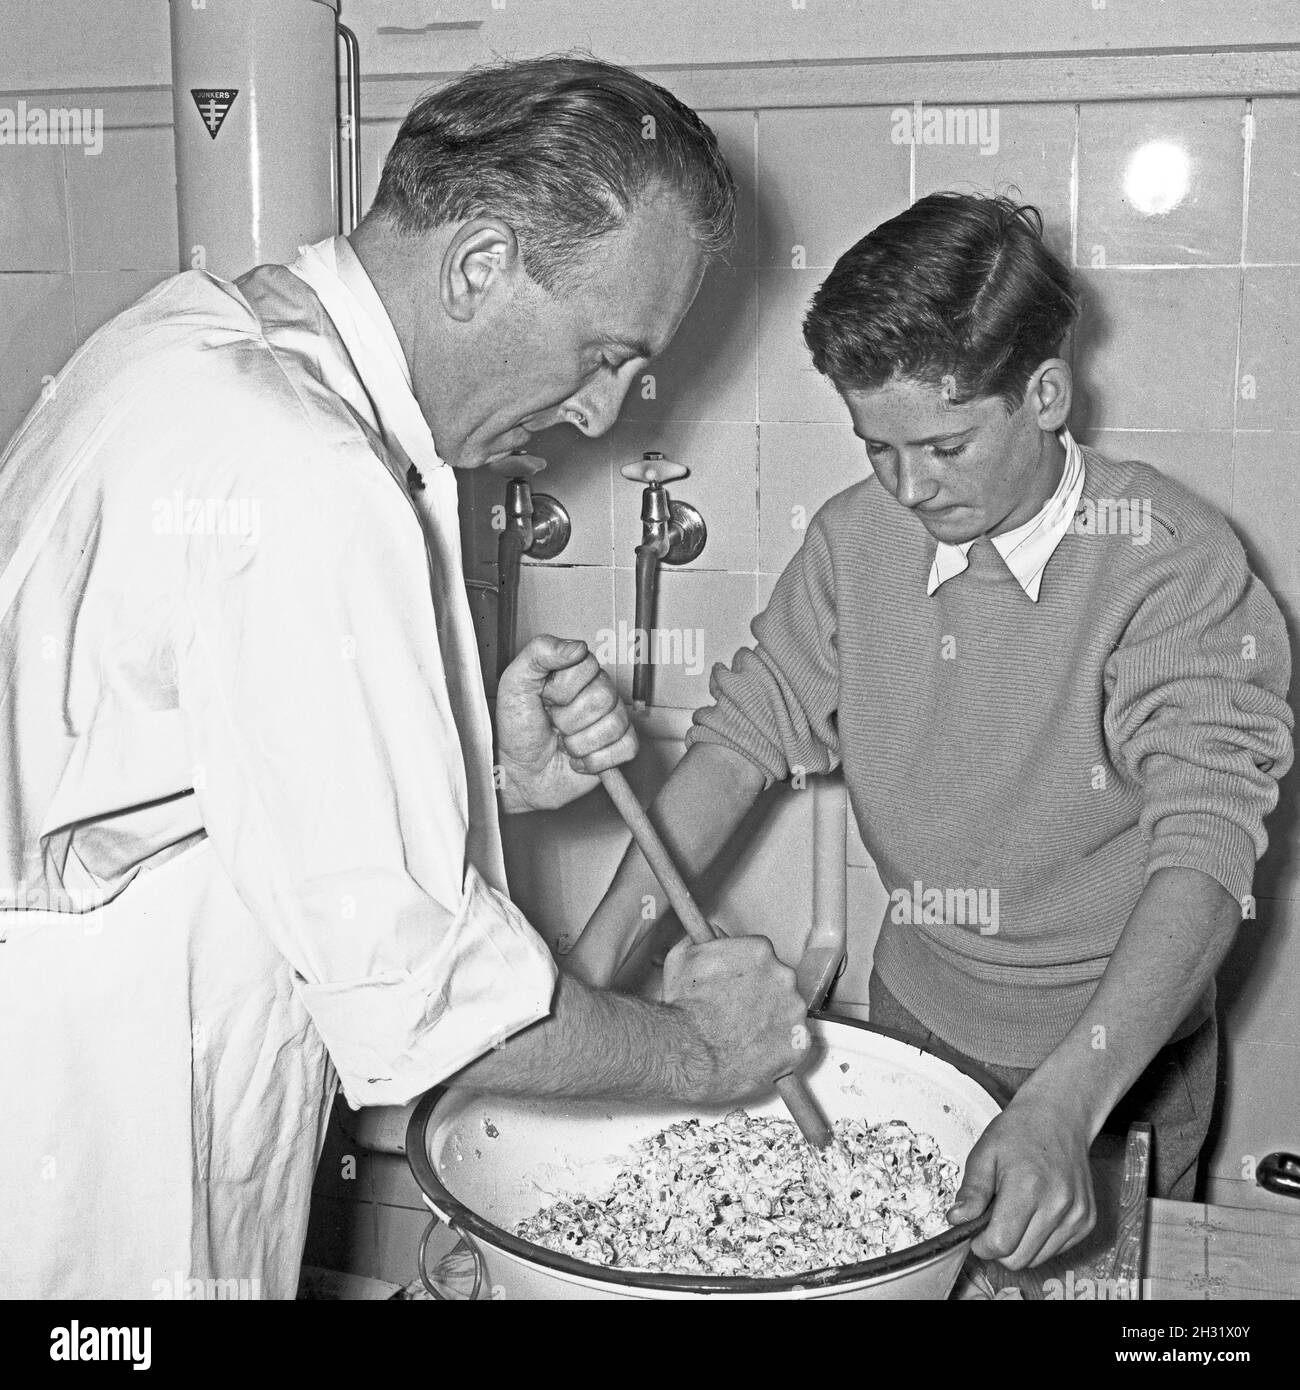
top-left (174, 429), bottom-right (557, 1108)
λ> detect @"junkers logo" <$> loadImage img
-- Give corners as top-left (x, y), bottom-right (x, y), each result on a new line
top-left (191, 88), bottom-right (239, 139)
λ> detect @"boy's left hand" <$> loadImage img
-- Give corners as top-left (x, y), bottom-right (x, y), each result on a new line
top-left (946, 1092), bottom-right (1097, 1269)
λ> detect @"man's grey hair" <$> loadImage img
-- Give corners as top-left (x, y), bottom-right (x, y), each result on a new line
top-left (370, 53), bottom-right (736, 293)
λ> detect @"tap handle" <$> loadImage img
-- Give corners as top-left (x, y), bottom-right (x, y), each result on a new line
top-left (620, 451), bottom-right (688, 485)
top-left (489, 449), bottom-right (548, 479)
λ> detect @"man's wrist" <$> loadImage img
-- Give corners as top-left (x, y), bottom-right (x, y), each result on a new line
top-left (660, 1003), bottom-right (716, 1104)
top-left (493, 753), bottom-right (534, 814)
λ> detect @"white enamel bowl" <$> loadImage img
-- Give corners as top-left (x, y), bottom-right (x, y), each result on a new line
top-left (406, 1017), bottom-right (1004, 1300)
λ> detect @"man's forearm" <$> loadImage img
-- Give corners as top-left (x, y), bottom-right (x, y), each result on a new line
top-left (1017, 866), bottom-right (1239, 1132)
top-left (563, 741), bottom-right (767, 986)
top-left (447, 973), bottom-right (704, 1100)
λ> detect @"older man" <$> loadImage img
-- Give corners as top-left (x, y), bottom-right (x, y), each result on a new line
top-left (0, 56), bottom-right (806, 1298)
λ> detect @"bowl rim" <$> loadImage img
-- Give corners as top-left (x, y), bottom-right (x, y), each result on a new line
top-left (404, 1015), bottom-right (1011, 1295)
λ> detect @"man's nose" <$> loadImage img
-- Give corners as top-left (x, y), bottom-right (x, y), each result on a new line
top-left (895, 453), bottom-right (939, 509)
top-left (565, 364), bottom-right (639, 437)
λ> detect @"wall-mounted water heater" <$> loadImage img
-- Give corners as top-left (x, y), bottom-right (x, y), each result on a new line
top-left (168, 0), bottom-right (360, 279)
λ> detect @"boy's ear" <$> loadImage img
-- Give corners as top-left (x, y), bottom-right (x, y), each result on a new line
top-left (1028, 358), bottom-right (1072, 431)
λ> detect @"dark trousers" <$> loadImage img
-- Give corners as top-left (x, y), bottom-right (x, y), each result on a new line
top-left (866, 971), bottom-right (1218, 1200)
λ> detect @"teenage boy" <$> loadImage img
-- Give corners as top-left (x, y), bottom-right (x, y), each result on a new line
top-left (568, 192), bottom-right (1293, 1270)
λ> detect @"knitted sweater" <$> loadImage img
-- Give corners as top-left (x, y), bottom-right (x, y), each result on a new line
top-left (689, 449), bottom-right (1294, 1066)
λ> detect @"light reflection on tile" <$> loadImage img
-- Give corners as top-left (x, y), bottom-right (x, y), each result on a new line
top-left (1078, 99), bottom-right (1245, 266)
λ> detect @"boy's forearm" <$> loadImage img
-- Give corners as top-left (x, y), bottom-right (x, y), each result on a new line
top-left (562, 741), bottom-right (767, 986)
top-left (1017, 866), bottom-right (1239, 1133)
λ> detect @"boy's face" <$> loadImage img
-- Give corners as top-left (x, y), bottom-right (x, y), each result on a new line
top-left (842, 367), bottom-right (1069, 545)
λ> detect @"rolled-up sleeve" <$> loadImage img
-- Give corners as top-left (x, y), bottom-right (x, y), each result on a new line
top-left (688, 510), bottom-right (841, 782)
top-left (1104, 516), bottom-right (1294, 905)
top-left (175, 427), bottom-right (556, 1108)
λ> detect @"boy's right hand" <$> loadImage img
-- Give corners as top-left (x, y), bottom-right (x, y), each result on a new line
top-left (662, 935), bottom-right (809, 1103)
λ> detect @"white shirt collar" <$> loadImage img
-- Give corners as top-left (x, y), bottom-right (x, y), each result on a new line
top-left (926, 427), bottom-right (1086, 602)
top-left (287, 235), bottom-right (443, 479)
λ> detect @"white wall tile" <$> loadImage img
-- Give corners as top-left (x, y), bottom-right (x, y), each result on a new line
top-left (1231, 434), bottom-right (1300, 595)
top-left (1073, 268), bottom-right (1239, 430)
top-left (1078, 99), bottom-right (1246, 266)
top-left (756, 268), bottom-right (845, 424)
top-left (66, 125), bottom-right (177, 272)
top-left (609, 419), bottom-right (758, 574)
top-left (1218, 901), bottom-right (1300, 1048)
top-left (1076, 428), bottom-right (1233, 512)
top-left (71, 269), bottom-right (170, 342)
top-left (612, 566), bottom-right (758, 711)
top-left (0, 272), bottom-right (77, 446)
top-left (1246, 99), bottom-right (1300, 265)
top-left (915, 102), bottom-right (1075, 264)
top-left (756, 108), bottom-right (910, 269)
top-left (1206, 1040), bottom-right (1300, 1194)
top-left (758, 420), bottom-right (866, 574)
top-left (621, 264), bottom-right (757, 424)
top-left (0, 143), bottom-right (69, 271)
top-left (1237, 268), bottom-right (1300, 431)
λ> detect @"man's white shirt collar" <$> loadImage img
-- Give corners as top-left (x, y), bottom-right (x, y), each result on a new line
top-left (926, 428), bottom-right (1086, 602)
top-left (288, 235), bottom-right (443, 479)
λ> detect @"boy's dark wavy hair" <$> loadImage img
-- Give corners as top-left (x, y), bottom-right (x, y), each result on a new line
top-left (803, 192), bottom-right (1079, 410)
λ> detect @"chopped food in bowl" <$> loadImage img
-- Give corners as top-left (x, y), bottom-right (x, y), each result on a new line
top-left (515, 1110), bottom-right (960, 1278)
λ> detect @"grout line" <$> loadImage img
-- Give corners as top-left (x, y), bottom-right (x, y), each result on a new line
top-left (1227, 98), bottom-right (1255, 511)
top-left (753, 420), bottom-right (761, 577)
top-left (1070, 102), bottom-right (1080, 270)
top-left (751, 107), bottom-right (760, 429)
top-left (1240, 98), bottom-right (1255, 269)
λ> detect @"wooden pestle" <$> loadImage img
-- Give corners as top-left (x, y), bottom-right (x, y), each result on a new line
top-left (598, 767), bottom-right (835, 1150)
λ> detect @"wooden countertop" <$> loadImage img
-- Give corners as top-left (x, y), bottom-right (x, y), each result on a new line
top-left (1145, 1197), bottom-right (1300, 1300)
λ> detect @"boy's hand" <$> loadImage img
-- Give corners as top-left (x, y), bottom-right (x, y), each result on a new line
top-left (947, 1092), bottom-right (1096, 1268)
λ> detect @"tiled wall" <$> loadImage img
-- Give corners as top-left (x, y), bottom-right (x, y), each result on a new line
top-left (2, 90), bottom-right (1298, 1274)
top-left (0, 124), bottom-right (177, 445)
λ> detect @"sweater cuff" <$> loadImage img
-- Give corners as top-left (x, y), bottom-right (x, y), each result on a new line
top-left (685, 718), bottom-right (781, 788)
top-left (1144, 813), bottom-right (1259, 908)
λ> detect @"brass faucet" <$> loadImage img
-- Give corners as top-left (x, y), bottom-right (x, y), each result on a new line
top-left (621, 452), bottom-right (706, 709)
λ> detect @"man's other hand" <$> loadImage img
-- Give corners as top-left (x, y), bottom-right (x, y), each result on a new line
top-left (495, 634), bottom-right (637, 812)
top-left (662, 935), bottom-right (809, 1104)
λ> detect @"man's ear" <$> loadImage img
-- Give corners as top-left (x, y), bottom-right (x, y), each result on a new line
top-left (1028, 358), bottom-right (1072, 431)
top-left (440, 219), bottom-right (523, 324)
